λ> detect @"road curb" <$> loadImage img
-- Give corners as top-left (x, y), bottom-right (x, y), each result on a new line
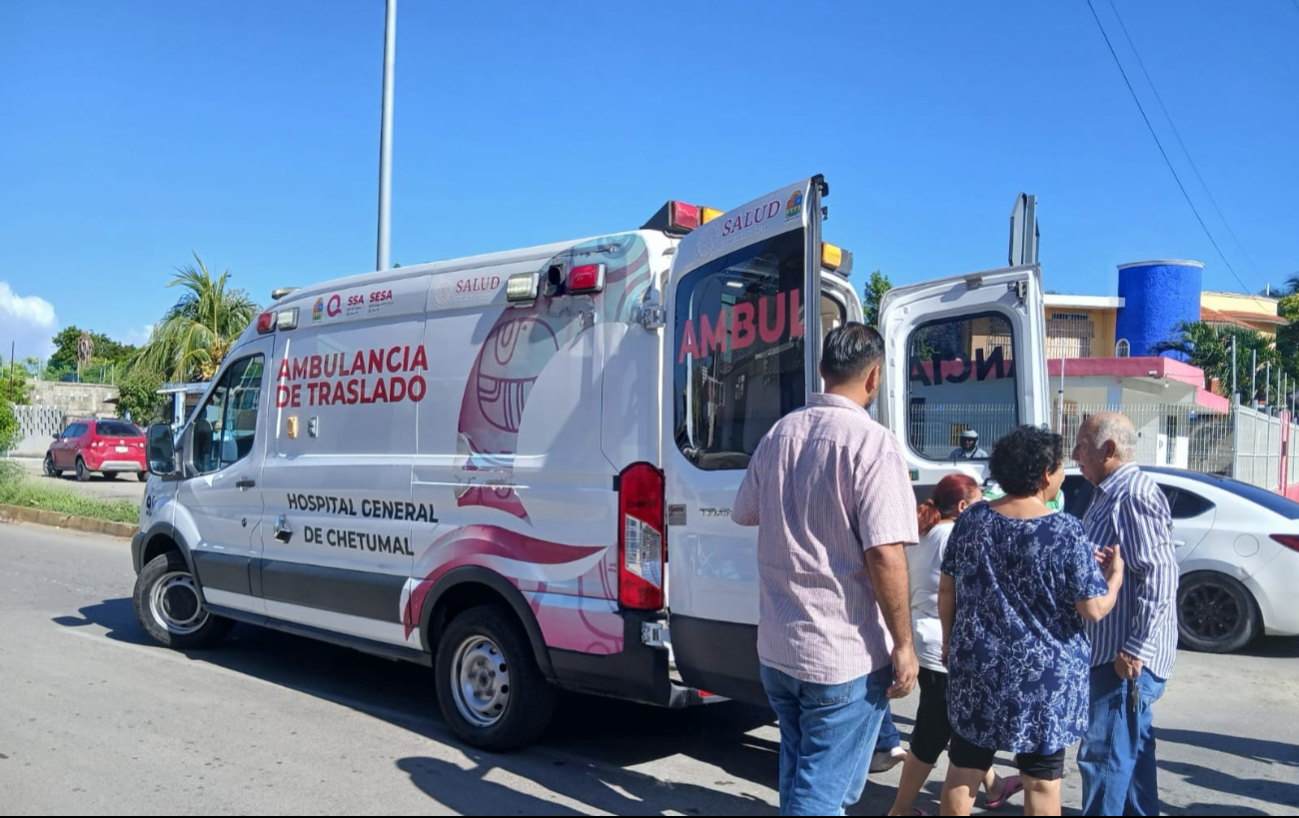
top-left (0, 504), bottom-right (137, 539)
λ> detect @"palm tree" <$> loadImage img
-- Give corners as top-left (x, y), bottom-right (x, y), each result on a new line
top-left (1151, 320), bottom-right (1275, 399)
top-left (134, 254), bottom-right (259, 382)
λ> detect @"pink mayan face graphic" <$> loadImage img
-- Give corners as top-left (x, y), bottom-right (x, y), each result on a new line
top-left (455, 235), bottom-right (652, 522)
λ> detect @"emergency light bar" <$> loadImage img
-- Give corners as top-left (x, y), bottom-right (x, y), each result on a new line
top-left (822, 243), bottom-right (853, 276)
top-left (642, 200), bottom-right (706, 235)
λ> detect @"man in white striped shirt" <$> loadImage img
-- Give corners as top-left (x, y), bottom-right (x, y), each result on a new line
top-left (1073, 413), bottom-right (1178, 816)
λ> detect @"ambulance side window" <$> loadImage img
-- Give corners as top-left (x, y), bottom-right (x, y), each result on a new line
top-left (673, 230), bottom-right (843, 471)
top-left (905, 313), bottom-right (1018, 461)
top-left (192, 355), bottom-right (265, 475)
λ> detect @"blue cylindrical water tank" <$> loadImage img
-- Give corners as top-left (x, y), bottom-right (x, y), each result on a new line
top-left (1115, 260), bottom-right (1204, 358)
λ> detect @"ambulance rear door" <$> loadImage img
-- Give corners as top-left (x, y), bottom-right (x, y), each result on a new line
top-left (877, 264), bottom-right (1049, 499)
top-left (662, 177), bottom-right (861, 705)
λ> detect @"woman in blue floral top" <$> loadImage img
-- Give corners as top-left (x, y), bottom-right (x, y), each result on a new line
top-left (937, 425), bottom-right (1124, 816)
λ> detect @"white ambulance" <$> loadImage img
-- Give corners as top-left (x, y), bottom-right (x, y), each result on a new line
top-left (133, 176), bottom-right (1048, 750)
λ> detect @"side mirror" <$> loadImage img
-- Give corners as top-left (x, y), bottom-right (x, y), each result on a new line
top-left (53, 433), bottom-right (60, 440)
top-left (146, 424), bottom-right (178, 476)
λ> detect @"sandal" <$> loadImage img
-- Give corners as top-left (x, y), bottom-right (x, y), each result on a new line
top-left (985, 774), bottom-right (1023, 809)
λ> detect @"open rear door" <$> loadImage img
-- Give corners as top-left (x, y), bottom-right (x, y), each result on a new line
top-left (878, 264), bottom-right (1049, 498)
top-left (663, 177), bottom-right (859, 705)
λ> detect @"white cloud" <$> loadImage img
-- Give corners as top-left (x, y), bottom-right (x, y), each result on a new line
top-left (122, 324), bottom-right (155, 347)
top-left (0, 281), bottom-right (58, 363)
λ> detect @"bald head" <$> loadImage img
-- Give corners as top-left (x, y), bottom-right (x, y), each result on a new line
top-left (1073, 412), bottom-right (1137, 486)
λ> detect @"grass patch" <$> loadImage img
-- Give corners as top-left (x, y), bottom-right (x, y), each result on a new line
top-left (0, 461), bottom-right (139, 524)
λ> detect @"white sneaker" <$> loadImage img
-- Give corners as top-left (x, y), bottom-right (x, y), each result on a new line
top-left (870, 746), bottom-right (907, 773)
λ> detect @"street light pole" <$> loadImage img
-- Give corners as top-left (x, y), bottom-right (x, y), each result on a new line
top-left (376, 0), bottom-right (397, 272)
top-left (1231, 334), bottom-right (1238, 405)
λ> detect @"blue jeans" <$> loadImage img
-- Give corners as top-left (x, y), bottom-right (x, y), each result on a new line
top-left (1078, 664), bottom-right (1168, 816)
top-left (875, 703), bottom-right (901, 752)
top-left (761, 664), bottom-right (892, 816)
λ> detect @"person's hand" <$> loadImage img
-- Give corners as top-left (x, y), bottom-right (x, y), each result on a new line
top-left (940, 641), bottom-right (949, 668)
top-left (1115, 651), bottom-right (1144, 680)
top-left (1098, 543), bottom-right (1124, 584)
top-left (888, 644), bottom-right (918, 699)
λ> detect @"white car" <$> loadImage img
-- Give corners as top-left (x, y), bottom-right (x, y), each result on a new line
top-left (1060, 467), bottom-right (1299, 653)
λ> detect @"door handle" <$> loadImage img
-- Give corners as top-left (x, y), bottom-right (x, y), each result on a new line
top-left (236, 479), bottom-right (256, 490)
top-left (1174, 539), bottom-right (1187, 548)
top-left (274, 515), bottom-right (293, 543)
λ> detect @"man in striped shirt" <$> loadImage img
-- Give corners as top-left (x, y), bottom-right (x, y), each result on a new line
top-left (734, 323), bottom-right (919, 816)
top-left (1073, 413), bottom-right (1178, 816)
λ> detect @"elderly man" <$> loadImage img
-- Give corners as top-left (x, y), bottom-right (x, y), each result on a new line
top-left (734, 323), bottom-right (919, 816)
top-left (1072, 413), bottom-right (1178, 816)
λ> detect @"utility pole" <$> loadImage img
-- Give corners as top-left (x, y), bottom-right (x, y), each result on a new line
top-left (376, 0), bottom-right (397, 271)
top-left (1252, 349), bottom-right (1258, 409)
top-left (1231, 334), bottom-right (1238, 405)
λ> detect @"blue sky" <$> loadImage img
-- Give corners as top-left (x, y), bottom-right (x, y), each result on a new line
top-left (2, 0), bottom-right (1296, 361)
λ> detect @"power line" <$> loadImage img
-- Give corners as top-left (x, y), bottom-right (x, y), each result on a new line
top-left (1083, 0), bottom-right (1255, 296)
top-left (1104, 0), bottom-right (1267, 290)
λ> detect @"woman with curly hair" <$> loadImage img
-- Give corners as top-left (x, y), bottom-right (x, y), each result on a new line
top-left (937, 426), bottom-right (1125, 816)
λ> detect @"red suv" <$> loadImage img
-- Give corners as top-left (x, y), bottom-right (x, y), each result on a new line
top-left (45, 419), bottom-right (148, 482)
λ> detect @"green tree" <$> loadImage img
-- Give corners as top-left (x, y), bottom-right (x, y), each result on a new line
top-left (116, 369), bottom-right (166, 425)
top-left (133, 254), bottom-right (260, 382)
top-left (0, 399), bottom-right (17, 453)
top-left (0, 355), bottom-right (33, 404)
top-left (47, 326), bottom-right (136, 374)
top-left (862, 270), bottom-right (891, 329)
top-left (1152, 321), bottom-right (1276, 402)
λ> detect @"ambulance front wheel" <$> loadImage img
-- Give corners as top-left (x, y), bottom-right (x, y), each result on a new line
top-left (435, 605), bottom-right (557, 751)
top-left (133, 551), bottom-right (234, 650)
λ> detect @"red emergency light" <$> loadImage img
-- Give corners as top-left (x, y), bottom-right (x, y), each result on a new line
top-left (256, 312), bottom-right (275, 334)
top-left (642, 200), bottom-right (705, 235)
top-left (568, 263), bottom-right (606, 294)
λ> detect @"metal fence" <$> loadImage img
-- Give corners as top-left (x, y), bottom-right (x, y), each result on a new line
top-left (906, 403), bottom-right (1019, 462)
top-left (1056, 402), bottom-right (1299, 493)
top-left (910, 400), bottom-right (1299, 493)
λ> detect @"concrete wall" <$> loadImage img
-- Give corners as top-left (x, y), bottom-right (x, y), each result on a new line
top-left (7, 405), bottom-right (66, 457)
top-left (28, 381), bottom-right (119, 418)
top-left (3, 382), bottom-right (121, 457)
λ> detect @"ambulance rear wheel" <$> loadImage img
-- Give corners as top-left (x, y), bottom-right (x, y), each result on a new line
top-left (133, 552), bottom-right (233, 650)
top-left (435, 605), bottom-right (556, 751)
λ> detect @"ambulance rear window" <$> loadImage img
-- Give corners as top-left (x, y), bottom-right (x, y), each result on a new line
top-left (673, 231), bottom-right (844, 471)
top-left (905, 312), bottom-right (1019, 462)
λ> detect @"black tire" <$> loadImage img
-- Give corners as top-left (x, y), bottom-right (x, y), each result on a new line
top-left (434, 605), bottom-right (556, 752)
top-left (137, 471), bottom-right (149, 482)
top-left (1178, 572), bottom-right (1260, 653)
top-left (75, 457), bottom-right (90, 482)
top-left (44, 454), bottom-right (62, 478)
top-left (133, 551), bottom-right (234, 650)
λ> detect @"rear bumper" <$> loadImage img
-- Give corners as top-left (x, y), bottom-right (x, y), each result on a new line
top-left (549, 609), bottom-right (703, 709)
top-left (1247, 550), bottom-right (1299, 636)
top-left (83, 453), bottom-right (144, 472)
top-left (97, 460), bottom-right (144, 472)
top-left (669, 615), bottom-right (766, 707)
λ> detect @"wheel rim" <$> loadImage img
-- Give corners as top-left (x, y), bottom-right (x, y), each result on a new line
top-left (1181, 583), bottom-right (1241, 642)
top-left (148, 571), bottom-right (209, 635)
top-left (44, 456), bottom-right (54, 476)
top-left (450, 635), bottom-right (510, 728)
top-left (76, 460), bottom-right (85, 478)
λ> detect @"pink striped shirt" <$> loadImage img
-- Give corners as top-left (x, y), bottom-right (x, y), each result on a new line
top-left (734, 393), bottom-right (919, 685)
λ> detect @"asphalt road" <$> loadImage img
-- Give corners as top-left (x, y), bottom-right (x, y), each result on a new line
top-left (0, 522), bottom-right (1296, 816)
top-left (7, 456), bottom-right (147, 502)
